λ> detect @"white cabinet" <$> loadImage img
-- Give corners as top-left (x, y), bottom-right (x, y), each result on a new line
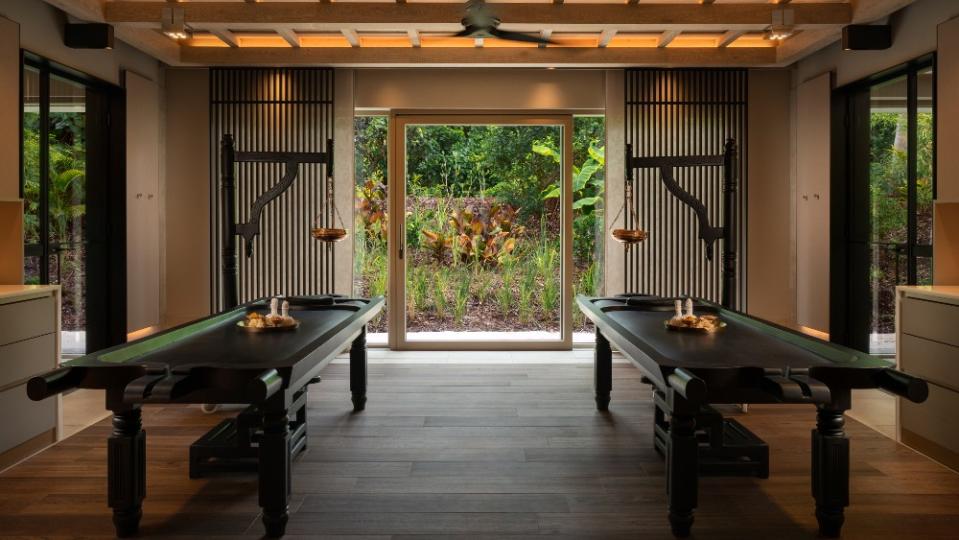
top-left (125, 71), bottom-right (161, 332)
top-left (0, 285), bottom-right (60, 468)
top-left (796, 73), bottom-right (832, 332)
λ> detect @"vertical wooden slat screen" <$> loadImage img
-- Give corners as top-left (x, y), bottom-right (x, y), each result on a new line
top-left (624, 68), bottom-right (747, 309)
top-left (210, 68), bottom-right (335, 311)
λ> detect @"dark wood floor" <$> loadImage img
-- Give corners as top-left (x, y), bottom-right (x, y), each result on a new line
top-left (2, 362), bottom-right (959, 539)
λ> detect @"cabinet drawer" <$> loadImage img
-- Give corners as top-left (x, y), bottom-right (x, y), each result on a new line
top-left (0, 383), bottom-right (56, 454)
top-left (899, 333), bottom-right (959, 392)
top-left (0, 296), bottom-right (55, 346)
top-left (901, 297), bottom-right (959, 348)
top-left (900, 382), bottom-right (959, 456)
top-left (0, 333), bottom-right (57, 390)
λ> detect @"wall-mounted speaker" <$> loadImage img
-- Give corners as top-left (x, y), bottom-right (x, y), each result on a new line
top-left (842, 25), bottom-right (892, 51)
top-left (64, 23), bottom-right (115, 50)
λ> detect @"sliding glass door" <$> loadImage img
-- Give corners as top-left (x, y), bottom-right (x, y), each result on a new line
top-left (836, 57), bottom-right (935, 355)
top-left (388, 114), bottom-right (574, 349)
top-left (22, 57), bottom-right (123, 355)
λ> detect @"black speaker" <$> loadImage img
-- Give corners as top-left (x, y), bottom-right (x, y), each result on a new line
top-left (842, 25), bottom-right (892, 51)
top-left (64, 23), bottom-right (115, 50)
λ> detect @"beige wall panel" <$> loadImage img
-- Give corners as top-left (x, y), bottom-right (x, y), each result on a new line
top-left (796, 0), bottom-right (959, 88)
top-left (164, 69), bottom-right (211, 326)
top-left (747, 69), bottom-right (795, 326)
top-left (334, 69), bottom-right (355, 297)
top-left (604, 69), bottom-right (623, 296)
top-left (355, 68), bottom-right (605, 111)
top-left (126, 72), bottom-right (161, 331)
top-left (795, 72), bottom-right (832, 332)
top-left (938, 16), bottom-right (959, 204)
top-left (934, 202), bottom-right (959, 285)
top-left (0, 16), bottom-right (19, 201)
top-left (0, 0), bottom-right (160, 87)
top-left (0, 200), bottom-right (23, 284)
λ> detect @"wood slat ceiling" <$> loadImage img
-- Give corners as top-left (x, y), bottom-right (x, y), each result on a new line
top-left (51, 1), bottom-right (913, 67)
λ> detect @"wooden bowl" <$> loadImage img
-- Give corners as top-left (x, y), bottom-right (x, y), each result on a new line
top-left (311, 227), bottom-right (349, 242)
top-left (611, 229), bottom-right (648, 244)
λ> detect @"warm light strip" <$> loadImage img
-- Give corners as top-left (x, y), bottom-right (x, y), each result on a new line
top-left (605, 34), bottom-right (660, 48)
top-left (235, 34), bottom-right (291, 48)
top-left (667, 34), bottom-right (725, 48)
top-left (187, 33), bottom-right (229, 48)
top-left (549, 34), bottom-right (601, 48)
top-left (799, 326), bottom-right (830, 341)
top-left (419, 36), bottom-right (477, 48)
top-left (358, 35), bottom-right (412, 48)
top-left (299, 34), bottom-right (352, 48)
top-left (728, 34), bottom-right (779, 48)
top-left (127, 326), bottom-right (161, 342)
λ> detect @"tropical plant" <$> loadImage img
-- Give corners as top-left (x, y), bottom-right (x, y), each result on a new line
top-left (355, 176), bottom-right (388, 242)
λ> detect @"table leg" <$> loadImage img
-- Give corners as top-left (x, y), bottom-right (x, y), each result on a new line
top-left (259, 404), bottom-right (291, 537)
top-left (812, 406), bottom-right (849, 538)
top-left (350, 326), bottom-right (368, 411)
top-left (594, 329), bottom-right (612, 411)
top-left (108, 407), bottom-right (146, 538)
top-left (666, 408), bottom-right (698, 537)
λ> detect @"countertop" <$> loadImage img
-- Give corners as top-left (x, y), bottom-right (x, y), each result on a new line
top-left (0, 285), bottom-right (60, 305)
top-left (897, 285), bottom-right (959, 305)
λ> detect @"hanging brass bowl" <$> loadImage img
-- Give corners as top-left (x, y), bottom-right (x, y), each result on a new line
top-left (611, 229), bottom-right (648, 245)
top-left (311, 227), bottom-right (350, 243)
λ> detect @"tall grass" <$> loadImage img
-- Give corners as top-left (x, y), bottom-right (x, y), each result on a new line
top-left (453, 277), bottom-right (470, 325)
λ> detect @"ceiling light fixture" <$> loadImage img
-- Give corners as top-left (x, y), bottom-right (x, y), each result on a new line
top-left (161, 6), bottom-right (191, 40)
top-left (763, 8), bottom-right (795, 42)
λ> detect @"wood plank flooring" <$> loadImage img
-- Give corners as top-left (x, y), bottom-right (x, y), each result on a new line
top-left (2, 362), bottom-right (959, 538)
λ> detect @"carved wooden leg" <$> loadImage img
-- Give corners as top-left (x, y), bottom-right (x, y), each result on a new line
top-left (594, 329), bottom-right (612, 411)
top-left (812, 406), bottom-right (849, 538)
top-left (259, 405), bottom-right (291, 537)
top-left (350, 327), bottom-right (368, 411)
top-left (666, 399), bottom-right (698, 538)
top-left (108, 407), bottom-right (146, 538)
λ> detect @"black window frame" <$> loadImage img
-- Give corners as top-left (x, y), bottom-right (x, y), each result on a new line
top-left (830, 53), bottom-right (937, 352)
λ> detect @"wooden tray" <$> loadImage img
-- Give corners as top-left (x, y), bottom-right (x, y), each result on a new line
top-left (237, 319), bottom-right (300, 333)
top-left (664, 317), bottom-right (726, 333)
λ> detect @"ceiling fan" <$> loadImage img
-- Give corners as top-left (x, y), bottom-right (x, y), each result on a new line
top-left (452, 0), bottom-right (555, 45)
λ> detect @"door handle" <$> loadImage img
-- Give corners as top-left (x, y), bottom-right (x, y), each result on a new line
top-left (399, 246), bottom-right (404, 260)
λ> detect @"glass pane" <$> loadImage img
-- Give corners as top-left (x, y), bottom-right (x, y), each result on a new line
top-left (353, 116), bottom-right (389, 344)
top-left (403, 124), bottom-right (562, 342)
top-left (571, 116), bottom-right (605, 343)
top-left (869, 75), bottom-right (908, 245)
top-left (916, 67), bottom-right (934, 246)
top-left (49, 75), bottom-right (87, 355)
top-left (22, 66), bottom-right (41, 255)
top-left (917, 256), bottom-right (933, 287)
top-left (867, 242), bottom-right (906, 356)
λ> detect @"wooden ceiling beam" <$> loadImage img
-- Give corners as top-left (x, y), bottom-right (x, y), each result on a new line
top-left (658, 30), bottom-right (680, 48)
top-left (180, 45), bottom-right (777, 67)
top-left (718, 30), bottom-right (746, 48)
top-left (276, 27), bottom-right (300, 48)
top-left (104, 2), bottom-right (852, 27)
top-left (208, 27), bottom-right (238, 47)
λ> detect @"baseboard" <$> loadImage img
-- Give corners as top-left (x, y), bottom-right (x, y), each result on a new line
top-left (0, 428), bottom-right (55, 473)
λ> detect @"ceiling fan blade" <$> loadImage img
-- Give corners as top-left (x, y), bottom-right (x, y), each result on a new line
top-left (452, 28), bottom-right (476, 38)
top-left (489, 28), bottom-right (554, 45)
